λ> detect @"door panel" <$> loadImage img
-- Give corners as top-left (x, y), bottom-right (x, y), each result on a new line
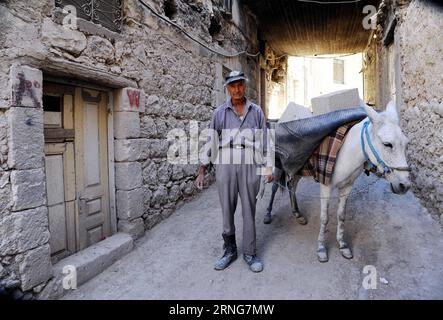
top-left (75, 87), bottom-right (111, 250)
top-left (47, 203), bottom-right (68, 254)
top-left (44, 83), bottom-right (112, 260)
top-left (45, 153), bottom-right (65, 206)
top-left (44, 142), bottom-right (76, 263)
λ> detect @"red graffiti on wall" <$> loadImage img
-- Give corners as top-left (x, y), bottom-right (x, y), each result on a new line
top-left (127, 90), bottom-right (140, 109)
top-left (13, 72), bottom-right (41, 108)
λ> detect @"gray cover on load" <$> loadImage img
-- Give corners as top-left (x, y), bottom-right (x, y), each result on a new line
top-left (274, 107), bottom-right (368, 174)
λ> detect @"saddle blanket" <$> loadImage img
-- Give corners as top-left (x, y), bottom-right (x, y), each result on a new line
top-left (298, 121), bottom-right (358, 186)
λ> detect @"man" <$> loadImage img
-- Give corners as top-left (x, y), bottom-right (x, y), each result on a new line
top-left (196, 71), bottom-right (273, 273)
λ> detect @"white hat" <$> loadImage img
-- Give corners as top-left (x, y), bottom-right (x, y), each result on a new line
top-left (224, 70), bottom-right (247, 86)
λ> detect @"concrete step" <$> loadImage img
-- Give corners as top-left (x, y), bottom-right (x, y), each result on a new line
top-left (37, 233), bottom-right (133, 300)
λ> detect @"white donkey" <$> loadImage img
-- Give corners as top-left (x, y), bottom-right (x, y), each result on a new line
top-left (288, 100), bottom-right (411, 262)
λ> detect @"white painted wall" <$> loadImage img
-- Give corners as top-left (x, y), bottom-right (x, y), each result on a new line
top-left (282, 53), bottom-right (364, 115)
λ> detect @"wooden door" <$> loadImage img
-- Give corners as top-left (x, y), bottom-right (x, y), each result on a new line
top-left (74, 87), bottom-right (111, 250)
top-left (43, 84), bottom-right (77, 263)
top-left (43, 83), bottom-right (112, 261)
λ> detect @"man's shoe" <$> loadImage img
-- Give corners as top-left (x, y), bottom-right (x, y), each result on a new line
top-left (214, 234), bottom-right (238, 270)
top-left (214, 251), bottom-right (238, 270)
top-left (263, 212), bottom-right (272, 224)
top-left (243, 254), bottom-right (263, 273)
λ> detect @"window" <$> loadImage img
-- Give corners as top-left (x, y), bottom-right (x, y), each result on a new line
top-left (55, 0), bottom-right (123, 33)
top-left (43, 95), bottom-right (62, 128)
top-left (333, 59), bottom-right (344, 84)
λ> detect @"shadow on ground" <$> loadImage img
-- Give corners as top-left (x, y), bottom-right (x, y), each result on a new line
top-left (64, 174), bottom-right (443, 300)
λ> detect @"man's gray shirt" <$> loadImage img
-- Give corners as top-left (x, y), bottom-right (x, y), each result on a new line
top-left (200, 98), bottom-right (270, 167)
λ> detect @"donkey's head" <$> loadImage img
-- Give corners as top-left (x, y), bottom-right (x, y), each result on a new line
top-left (362, 100), bottom-right (411, 194)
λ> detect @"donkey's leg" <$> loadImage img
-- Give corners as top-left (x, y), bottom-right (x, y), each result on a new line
top-left (317, 184), bottom-right (332, 262)
top-left (287, 176), bottom-right (307, 225)
top-left (263, 182), bottom-right (279, 224)
top-left (337, 185), bottom-right (353, 259)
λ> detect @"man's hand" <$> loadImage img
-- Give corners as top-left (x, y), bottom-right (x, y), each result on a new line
top-left (196, 165), bottom-right (207, 190)
top-left (263, 167), bottom-right (273, 184)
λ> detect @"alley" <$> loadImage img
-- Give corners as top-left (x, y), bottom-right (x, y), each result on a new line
top-left (64, 174), bottom-right (443, 300)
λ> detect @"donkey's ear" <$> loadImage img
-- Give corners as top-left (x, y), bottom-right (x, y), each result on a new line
top-left (359, 99), bottom-right (381, 124)
top-left (385, 100), bottom-right (400, 124)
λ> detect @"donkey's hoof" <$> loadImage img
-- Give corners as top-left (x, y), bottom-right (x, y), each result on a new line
top-left (295, 216), bottom-right (307, 225)
top-left (339, 247), bottom-right (353, 259)
top-left (292, 212), bottom-right (307, 225)
top-left (317, 247), bottom-right (328, 263)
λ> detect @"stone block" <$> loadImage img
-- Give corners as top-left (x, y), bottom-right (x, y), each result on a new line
top-left (114, 162), bottom-right (142, 190)
top-left (151, 185), bottom-right (168, 206)
top-left (9, 65), bottom-right (43, 108)
top-left (0, 263), bottom-right (6, 278)
top-left (311, 88), bottom-right (360, 115)
top-left (41, 18), bottom-right (87, 55)
top-left (143, 186), bottom-right (152, 207)
top-left (0, 206), bottom-right (50, 256)
top-left (168, 184), bottom-right (182, 202)
top-left (116, 188), bottom-right (144, 220)
top-left (142, 161), bottom-right (157, 184)
top-left (114, 87), bottom-right (146, 113)
top-left (114, 138), bottom-right (149, 162)
top-left (114, 112), bottom-right (141, 139)
top-left (7, 107), bottom-right (44, 170)
top-left (38, 233), bottom-right (133, 299)
top-left (144, 211), bottom-right (162, 230)
top-left (10, 168), bottom-right (46, 211)
top-left (19, 244), bottom-right (53, 291)
top-left (146, 139), bottom-right (169, 158)
top-left (83, 36), bottom-right (115, 64)
top-left (0, 171), bottom-right (11, 216)
top-left (140, 116), bottom-right (158, 138)
top-left (117, 218), bottom-right (145, 240)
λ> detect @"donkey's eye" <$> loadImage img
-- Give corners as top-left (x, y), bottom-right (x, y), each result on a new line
top-left (383, 142), bottom-right (393, 149)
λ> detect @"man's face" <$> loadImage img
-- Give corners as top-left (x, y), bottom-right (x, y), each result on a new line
top-left (226, 80), bottom-right (246, 100)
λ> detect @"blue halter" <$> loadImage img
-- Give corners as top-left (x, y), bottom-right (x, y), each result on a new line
top-left (360, 120), bottom-right (392, 174)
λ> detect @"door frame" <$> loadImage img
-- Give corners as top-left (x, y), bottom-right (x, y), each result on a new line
top-left (43, 78), bottom-right (117, 235)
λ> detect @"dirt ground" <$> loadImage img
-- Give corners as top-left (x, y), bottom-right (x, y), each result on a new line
top-left (63, 174), bottom-right (443, 300)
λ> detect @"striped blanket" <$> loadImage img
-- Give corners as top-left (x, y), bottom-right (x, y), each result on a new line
top-left (298, 121), bottom-right (358, 186)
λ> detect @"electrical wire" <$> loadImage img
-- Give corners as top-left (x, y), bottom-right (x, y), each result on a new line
top-left (295, 0), bottom-right (362, 4)
top-left (137, 0), bottom-right (260, 58)
top-left (305, 52), bottom-right (358, 59)
top-left (137, 0), bottom-right (363, 60)
top-left (268, 52), bottom-right (359, 61)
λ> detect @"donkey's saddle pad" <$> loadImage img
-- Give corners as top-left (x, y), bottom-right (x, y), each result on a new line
top-left (275, 107), bottom-right (368, 174)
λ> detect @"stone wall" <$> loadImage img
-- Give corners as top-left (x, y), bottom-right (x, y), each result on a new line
top-left (0, 0), bottom-right (261, 297)
top-left (363, 0), bottom-right (443, 224)
top-left (261, 45), bottom-right (288, 118)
